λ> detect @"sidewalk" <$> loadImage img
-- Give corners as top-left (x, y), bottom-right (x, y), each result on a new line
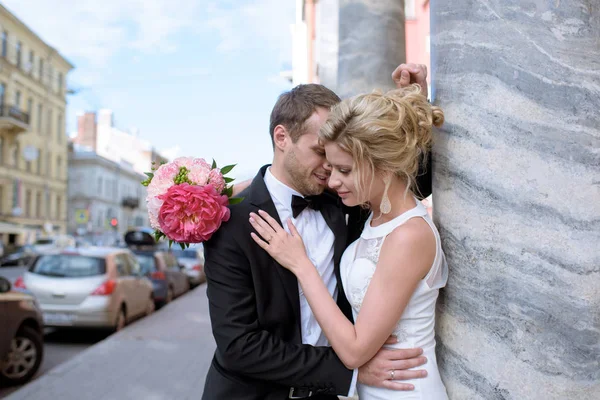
top-left (7, 285), bottom-right (216, 400)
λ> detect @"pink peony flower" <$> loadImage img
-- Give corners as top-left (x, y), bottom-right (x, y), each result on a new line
top-left (208, 168), bottom-right (226, 193)
top-left (157, 183), bottom-right (230, 243)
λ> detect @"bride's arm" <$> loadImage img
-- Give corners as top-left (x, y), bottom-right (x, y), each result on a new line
top-left (295, 220), bottom-right (434, 369)
top-left (249, 210), bottom-right (435, 369)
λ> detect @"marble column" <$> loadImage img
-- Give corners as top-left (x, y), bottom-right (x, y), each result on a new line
top-left (320, 0), bottom-right (406, 97)
top-left (431, 1), bottom-right (600, 399)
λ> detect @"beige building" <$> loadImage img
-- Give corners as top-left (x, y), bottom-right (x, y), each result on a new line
top-left (0, 5), bottom-right (73, 248)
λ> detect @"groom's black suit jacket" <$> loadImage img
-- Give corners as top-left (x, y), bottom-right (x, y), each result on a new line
top-left (202, 161), bottom-right (432, 400)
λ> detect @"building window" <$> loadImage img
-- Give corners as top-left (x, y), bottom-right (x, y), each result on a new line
top-left (56, 196), bottom-right (62, 220)
top-left (25, 189), bottom-right (31, 217)
top-left (48, 66), bottom-right (53, 89)
top-left (39, 59), bottom-right (44, 82)
top-left (37, 151), bottom-right (42, 174)
top-left (58, 72), bottom-right (63, 92)
top-left (1, 31), bottom-right (7, 58)
top-left (28, 50), bottom-right (34, 73)
top-left (36, 191), bottom-right (41, 218)
top-left (14, 91), bottom-right (21, 108)
top-left (27, 98), bottom-right (32, 117)
top-left (0, 186), bottom-right (4, 214)
top-left (47, 109), bottom-right (52, 136)
top-left (405, 0), bottom-right (416, 19)
top-left (37, 104), bottom-right (43, 132)
top-left (0, 83), bottom-right (4, 107)
top-left (98, 177), bottom-right (103, 196)
top-left (26, 159), bottom-right (31, 172)
top-left (57, 114), bottom-right (63, 142)
top-left (0, 137), bottom-right (3, 165)
top-left (12, 143), bottom-right (19, 168)
top-left (46, 151), bottom-right (50, 177)
top-left (15, 41), bottom-right (22, 68)
top-left (56, 156), bottom-right (61, 179)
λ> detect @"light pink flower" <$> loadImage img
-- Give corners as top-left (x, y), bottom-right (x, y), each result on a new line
top-left (173, 157), bottom-right (194, 169)
top-left (208, 169), bottom-right (226, 193)
top-left (158, 183), bottom-right (230, 243)
top-left (188, 165), bottom-right (211, 186)
top-left (146, 162), bottom-right (179, 230)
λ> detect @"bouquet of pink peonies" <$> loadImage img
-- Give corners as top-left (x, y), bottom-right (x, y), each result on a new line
top-left (141, 157), bottom-right (241, 248)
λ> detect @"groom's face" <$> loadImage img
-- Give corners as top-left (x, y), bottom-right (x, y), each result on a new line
top-left (283, 107), bottom-right (331, 196)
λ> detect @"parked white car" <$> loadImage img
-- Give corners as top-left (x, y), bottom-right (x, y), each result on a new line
top-left (31, 235), bottom-right (76, 252)
top-left (15, 247), bottom-right (154, 331)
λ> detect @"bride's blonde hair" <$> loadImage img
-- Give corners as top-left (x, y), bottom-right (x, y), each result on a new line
top-left (319, 84), bottom-right (444, 202)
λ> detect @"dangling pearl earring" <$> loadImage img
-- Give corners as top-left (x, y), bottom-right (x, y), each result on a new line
top-left (379, 176), bottom-right (392, 215)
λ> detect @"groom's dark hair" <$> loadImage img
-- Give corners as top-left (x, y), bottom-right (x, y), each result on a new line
top-left (269, 84), bottom-right (341, 145)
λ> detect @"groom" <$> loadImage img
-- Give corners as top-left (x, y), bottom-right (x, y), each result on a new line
top-left (202, 64), bottom-right (430, 400)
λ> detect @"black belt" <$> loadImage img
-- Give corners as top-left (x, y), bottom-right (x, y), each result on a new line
top-left (288, 387), bottom-right (313, 399)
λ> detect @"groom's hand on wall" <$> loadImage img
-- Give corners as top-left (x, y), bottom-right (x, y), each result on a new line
top-left (357, 344), bottom-right (427, 391)
top-left (392, 63), bottom-right (428, 98)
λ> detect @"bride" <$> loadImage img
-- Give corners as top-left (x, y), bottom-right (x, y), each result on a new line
top-left (249, 84), bottom-right (448, 399)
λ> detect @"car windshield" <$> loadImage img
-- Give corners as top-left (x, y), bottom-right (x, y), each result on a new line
top-left (135, 254), bottom-right (156, 274)
top-left (31, 254), bottom-right (106, 278)
top-left (170, 249), bottom-right (198, 259)
top-left (34, 239), bottom-right (54, 245)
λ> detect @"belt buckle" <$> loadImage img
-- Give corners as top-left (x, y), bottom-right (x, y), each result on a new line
top-left (289, 387), bottom-right (312, 399)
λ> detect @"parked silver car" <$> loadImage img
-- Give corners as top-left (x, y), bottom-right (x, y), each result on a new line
top-left (15, 247), bottom-right (154, 331)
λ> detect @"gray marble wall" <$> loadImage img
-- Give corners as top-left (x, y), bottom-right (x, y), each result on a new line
top-left (335, 0), bottom-right (406, 98)
top-left (431, 1), bottom-right (600, 399)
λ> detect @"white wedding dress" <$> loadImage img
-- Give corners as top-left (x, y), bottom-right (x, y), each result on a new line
top-left (340, 200), bottom-right (449, 400)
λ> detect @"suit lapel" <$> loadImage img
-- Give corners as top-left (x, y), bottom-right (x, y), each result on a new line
top-left (248, 166), bottom-right (302, 333)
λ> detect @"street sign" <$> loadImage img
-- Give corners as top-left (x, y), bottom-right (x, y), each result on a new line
top-left (75, 209), bottom-right (89, 224)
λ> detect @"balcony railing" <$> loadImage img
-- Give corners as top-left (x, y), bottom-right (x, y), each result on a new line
top-left (0, 104), bottom-right (30, 133)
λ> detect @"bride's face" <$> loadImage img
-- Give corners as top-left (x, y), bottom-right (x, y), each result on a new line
top-left (324, 142), bottom-right (363, 206)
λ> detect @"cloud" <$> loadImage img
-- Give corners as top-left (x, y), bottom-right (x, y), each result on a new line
top-left (4, 0), bottom-right (294, 69)
top-left (203, 0), bottom-right (295, 62)
top-left (160, 145), bottom-right (182, 161)
top-left (2, 0), bottom-right (202, 67)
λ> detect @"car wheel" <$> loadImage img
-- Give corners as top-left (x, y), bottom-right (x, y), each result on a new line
top-left (114, 307), bottom-right (127, 332)
top-left (145, 297), bottom-right (155, 316)
top-left (0, 326), bottom-right (44, 386)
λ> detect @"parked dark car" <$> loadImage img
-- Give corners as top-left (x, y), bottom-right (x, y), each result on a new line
top-left (0, 276), bottom-right (44, 386)
top-left (0, 245), bottom-right (37, 268)
top-left (124, 230), bottom-right (189, 307)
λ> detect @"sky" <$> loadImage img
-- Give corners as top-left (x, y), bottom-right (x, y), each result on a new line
top-left (4, 0), bottom-right (295, 180)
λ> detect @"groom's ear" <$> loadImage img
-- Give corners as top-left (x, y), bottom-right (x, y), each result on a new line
top-left (273, 124), bottom-right (289, 152)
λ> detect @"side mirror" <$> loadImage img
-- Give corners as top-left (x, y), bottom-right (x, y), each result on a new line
top-left (0, 276), bottom-right (12, 293)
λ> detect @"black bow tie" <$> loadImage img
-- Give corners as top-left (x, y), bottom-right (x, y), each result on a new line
top-left (291, 195), bottom-right (324, 218)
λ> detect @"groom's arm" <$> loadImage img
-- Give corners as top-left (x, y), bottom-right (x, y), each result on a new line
top-left (204, 220), bottom-right (353, 396)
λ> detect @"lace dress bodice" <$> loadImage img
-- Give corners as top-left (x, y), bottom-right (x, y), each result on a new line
top-left (340, 200), bottom-right (449, 399)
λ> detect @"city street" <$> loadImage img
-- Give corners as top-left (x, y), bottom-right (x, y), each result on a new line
top-left (1, 265), bottom-right (111, 398)
top-left (0, 329), bottom-right (109, 398)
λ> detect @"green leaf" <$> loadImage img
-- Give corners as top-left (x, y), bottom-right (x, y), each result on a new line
top-left (224, 177), bottom-right (235, 183)
top-left (179, 242), bottom-right (186, 250)
top-left (224, 186), bottom-right (233, 197)
top-left (144, 172), bottom-right (154, 179)
top-left (211, 159), bottom-right (217, 169)
top-left (168, 239), bottom-right (174, 249)
top-left (228, 197), bottom-right (244, 205)
top-left (220, 164), bottom-right (236, 175)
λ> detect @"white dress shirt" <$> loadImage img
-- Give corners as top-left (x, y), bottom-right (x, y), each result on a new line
top-left (264, 168), bottom-right (357, 395)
